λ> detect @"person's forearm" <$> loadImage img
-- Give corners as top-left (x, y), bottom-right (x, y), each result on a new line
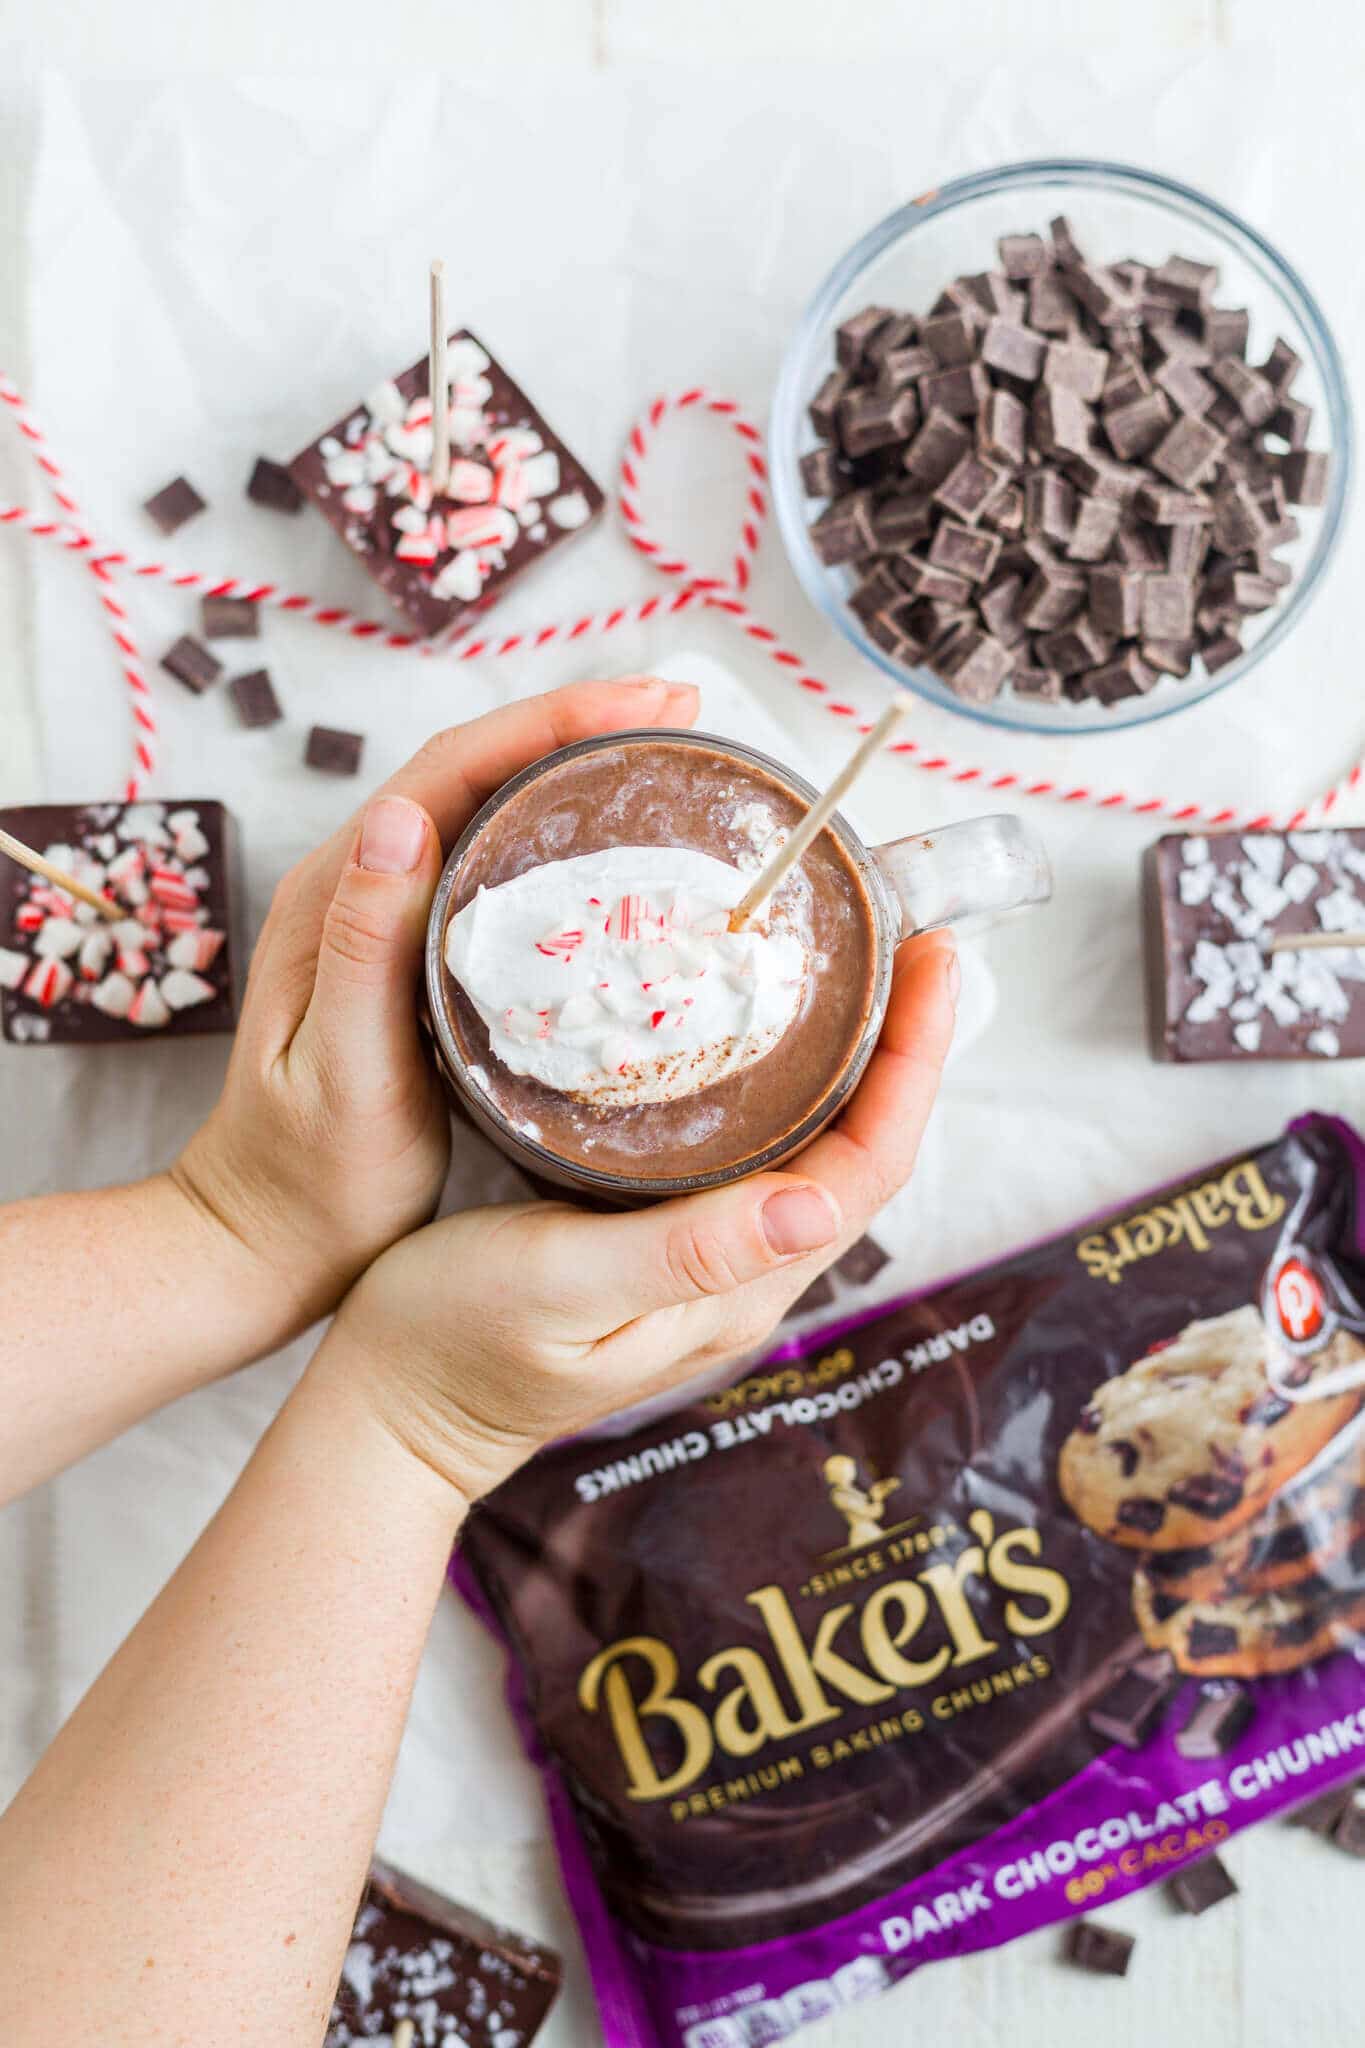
top-left (0, 1326), bottom-right (464, 2045)
top-left (0, 1170), bottom-right (315, 1503)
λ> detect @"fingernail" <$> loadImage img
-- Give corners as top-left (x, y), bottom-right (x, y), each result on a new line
top-left (358, 797), bottom-right (426, 875)
top-left (946, 948), bottom-right (961, 1010)
top-left (620, 675), bottom-right (668, 693)
top-left (761, 1186), bottom-right (839, 1258)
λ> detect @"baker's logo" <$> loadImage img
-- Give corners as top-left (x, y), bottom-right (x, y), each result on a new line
top-left (1272, 1257), bottom-right (1325, 1343)
top-left (822, 1454), bottom-right (907, 1552)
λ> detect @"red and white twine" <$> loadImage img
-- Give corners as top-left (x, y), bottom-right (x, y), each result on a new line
top-left (0, 373), bottom-right (1359, 829)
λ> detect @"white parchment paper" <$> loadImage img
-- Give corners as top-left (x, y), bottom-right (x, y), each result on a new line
top-left (3, 57), bottom-right (1365, 2047)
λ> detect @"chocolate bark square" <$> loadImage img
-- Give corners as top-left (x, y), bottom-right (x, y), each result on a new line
top-left (327, 1859), bottom-right (561, 2046)
top-left (289, 329), bottom-right (605, 640)
top-left (0, 799), bottom-right (240, 1044)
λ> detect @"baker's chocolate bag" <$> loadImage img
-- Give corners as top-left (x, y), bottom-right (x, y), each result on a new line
top-left (453, 1113), bottom-right (1365, 2047)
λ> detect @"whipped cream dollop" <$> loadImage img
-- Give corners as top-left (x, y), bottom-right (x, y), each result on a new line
top-left (445, 845), bottom-right (809, 1107)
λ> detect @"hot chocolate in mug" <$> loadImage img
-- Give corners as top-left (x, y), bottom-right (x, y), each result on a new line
top-left (424, 728), bottom-right (1051, 1201)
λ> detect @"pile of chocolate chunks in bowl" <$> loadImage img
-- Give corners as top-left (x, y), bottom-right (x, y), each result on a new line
top-left (802, 216), bottom-right (1329, 711)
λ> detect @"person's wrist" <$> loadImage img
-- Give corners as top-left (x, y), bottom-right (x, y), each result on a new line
top-left (299, 1318), bottom-right (473, 1534)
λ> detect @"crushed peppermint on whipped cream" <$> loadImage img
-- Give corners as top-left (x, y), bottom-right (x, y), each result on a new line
top-left (1176, 829), bottom-right (1365, 1056)
top-left (311, 334), bottom-right (595, 614)
top-left (446, 845), bottom-right (810, 1108)
top-left (0, 801), bottom-right (229, 1038)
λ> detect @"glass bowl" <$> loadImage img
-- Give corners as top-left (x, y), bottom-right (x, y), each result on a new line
top-left (771, 158), bottom-right (1352, 735)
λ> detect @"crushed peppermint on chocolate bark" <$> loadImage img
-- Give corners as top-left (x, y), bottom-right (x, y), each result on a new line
top-left (1147, 828), bottom-right (1365, 1062)
top-left (0, 800), bottom-right (237, 1043)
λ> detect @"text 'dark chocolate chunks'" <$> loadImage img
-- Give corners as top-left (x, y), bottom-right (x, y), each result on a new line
top-left (289, 329), bottom-right (604, 640)
top-left (0, 798), bottom-right (240, 1044)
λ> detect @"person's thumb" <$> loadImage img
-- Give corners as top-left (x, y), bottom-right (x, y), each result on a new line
top-left (547, 1171), bottom-right (842, 1334)
top-left (293, 795), bottom-right (443, 1087)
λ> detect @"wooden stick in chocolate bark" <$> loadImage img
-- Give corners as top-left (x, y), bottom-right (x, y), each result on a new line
top-left (429, 258), bottom-right (450, 497)
top-left (393, 2024), bottom-right (416, 2048)
top-left (0, 826), bottom-right (123, 922)
top-left (729, 701), bottom-right (906, 931)
top-left (1267, 928), bottom-right (1365, 954)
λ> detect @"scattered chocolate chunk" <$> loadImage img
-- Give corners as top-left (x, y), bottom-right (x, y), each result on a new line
top-left (1088, 1650), bottom-right (1181, 1749)
top-left (787, 1270), bottom-right (836, 1319)
top-left (229, 668), bottom-right (283, 729)
top-left (1287, 1783), bottom-right (1358, 1833)
top-left (305, 725), bottom-right (365, 776)
top-left (160, 635), bottom-right (223, 695)
top-left (246, 455), bottom-right (304, 513)
top-left (200, 594), bottom-right (260, 640)
top-left (835, 1235), bottom-right (892, 1285)
top-left (1330, 1789), bottom-right (1365, 1856)
top-left (1175, 1683), bottom-right (1254, 1759)
top-left (1065, 1920), bottom-right (1134, 1978)
top-left (1166, 1854), bottom-right (1238, 1916)
top-left (143, 476), bottom-right (206, 535)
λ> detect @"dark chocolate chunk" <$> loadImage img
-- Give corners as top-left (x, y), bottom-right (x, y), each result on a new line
top-left (1152, 255), bottom-right (1218, 309)
top-left (787, 1269), bottom-right (836, 1318)
top-left (1050, 215), bottom-right (1088, 270)
top-left (962, 271), bottom-right (1015, 318)
top-left (1030, 384), bottom-right (1093, 460)
top-left (903, 408), bottom-right (974, 488)
top-left (809, 368), bottom-right (851, 439)
top-left (865, 312), bottom-right (920, 365)
top-left (983, 483), bottom-right (1025, 537)
top-left (1150, 416), bottom-right (1226, 489)
top-left (1154, 356), bottom-right (1218, 418)
top-left (979, 574), bottom-right (1028, 646)
top-left (809, 497), bottom-right (876, 566)
top-left (935, 628), bottom-right (1012, 704)
top-left (1202, 307), bottom-right (1250, 359)
top-left (1104, 390), bottom-right (1172, 462)
top-left (897, 555), bottom-right (972, 604)
top-left (200, 594), bottom-right (260, 640)
top-left (878, 344), bottom-right (937, 391)
top-left (1065, 497), bottom-right (1121, 564)
top-left (1174, 1683), bottom-right (1254, 1760)
top-left (928, 519), bottom-right (1000, 585)
top-left (143, 475), bottom-right (206, 534)
top-left (1065, 1920), bottom-right (1134, 1978)
top-left (933, 451), bottom-right (1011, 525)
top-left (1140, 574), bottom-right (1196, 642)
top-left (998, 232), bottom-right (1048, 280)
top-left (1287, 1784), bottom-right (1357, 1833)
top-left (978, 388), bottom-right (1029, 467)
top-left (1024, 470), bottom-right (1077, 544)
top-left (1089, 566), bottom-right (1144, 638)
top-left (1044, 340), bottom-right (1108, 403)
top-left (979, 317), bottom-right (1047, 384)
top-left (1085, 650), bottom-right (1156, 705)
top-left (1282, 450), bottom-right (1330, 506)
top-left (1018, 562), bottom-right (1086, 631)
top-left (229, 667), bottom-right (283, 729)
top-left (838, 387), bottom-right (918, 458)
top-left (1211, 355), bottom-right (1276, 428)
top-left (1087, 1650), bottom-right (1180, 1749)
top-left (919, 363), bottom-right (991, 419)
top-left (835, 1235), bottom-right (892, 1285)
top-left (305, 725), bottom-right (365, 776)
top-left (847, 563), bottom-right (904, 625)
top-left (871, 495), bottom-right (933, 549)
top-left (1262, 335), bottom-right (1303, 394)
top-left (1141, 638), bottom-right (1196, 677)
top-left (1267, 397), bottom-right (1312, 450)
top-left (1035, 616), bottom-right (1114, 675)
top-left (836, 305), bottom-right (893, 370)
top-left (1029, 272), bottom-right (1076, 335)
top-left (1199, 629), bottom-right (1243, 673)
top-left (1330, 1791), bottom-right (1365, 1856)
top-left (1166, 1854), bottom-right (1238, 1916)
top-left (160, 634), bottom-right (223, 695)
top-left (246, 455), bottom-right (304, 513)
top-left (1011, 664), bottom-right (1063, 701)
top-left (799, 445), bottom-right (843, 498)
top-left (922, 310), bottom-right (980, 369)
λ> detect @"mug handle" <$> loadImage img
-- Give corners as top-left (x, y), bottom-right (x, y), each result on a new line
top-left (871, 813), bottom-right (1053, 937)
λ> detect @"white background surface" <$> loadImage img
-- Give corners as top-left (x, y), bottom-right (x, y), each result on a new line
top-left (2, 12), bottom-right (1364, 2047)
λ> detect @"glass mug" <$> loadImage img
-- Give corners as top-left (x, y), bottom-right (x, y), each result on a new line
top-left (424, 728), bottom-right (1051, 1202)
